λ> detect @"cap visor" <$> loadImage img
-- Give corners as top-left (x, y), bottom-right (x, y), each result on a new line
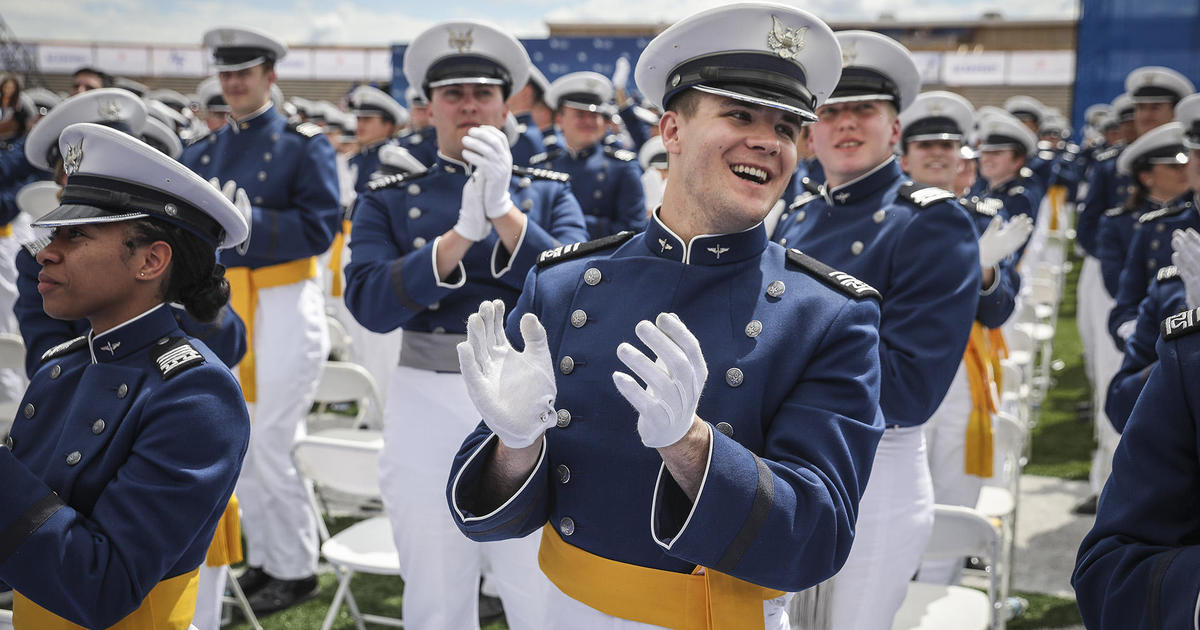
top-left (427, 77), bottom-right (506, 89)
top-left (692, 85), bottom-right (816, 122)
top-left (906, 133), bottom-right (963, 143)
top-left (31, 204), bottom-right (149, 229)
top-left (823, 94), bottom-right (896, 106)
top-left (213, 57), bottom-right (267, 73)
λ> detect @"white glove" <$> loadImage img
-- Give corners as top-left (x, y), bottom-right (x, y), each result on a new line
top-left (611, 57), bottom-right (631, 91)
top-left (215, 179), bottom-right (253, 254)
top-left (457, 299), bottom-right (557, 449)
top-left (612, 313), bottom-right (708, 448)
top-left (977, 214), bottom-right (1033, 268)
top-left (461, 126), bottom-right (514, 219)
top-left (1172, 228), bottom-right (1200, 309)
top-left (452, 174), bottom-right (492, 241)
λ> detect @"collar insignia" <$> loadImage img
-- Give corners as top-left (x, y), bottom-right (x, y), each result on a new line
top-left (767, 15), bottom-right (808, 60)
top-left (707, 245), bottom-right (730, 259)
top-left (835, 191), bottom-right (851, 203)
top-left (658, 238), bottom-right (673, 252)
top-left (100, 341), bottom-right (120, 355)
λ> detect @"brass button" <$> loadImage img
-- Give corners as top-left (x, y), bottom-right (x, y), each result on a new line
top-left (851, 241), bottom-right (864, 255)
top-left (412, 237), bottom-right (427, 248)
top-left (254, 196), bottom-right (263, 204)
top-left (263, 152), bottom-right (273, 162)
top-left (1150, 239), bottom-right (1159, 250)
top-left (559, 356), bottom-right (575, 375)
top-left (596, 172), bottom-right (606, 182)
top-left (873, 209), bottom-right (886, 223)
top-left (557, 464), bottom-right (571, 484)
top-left (92, 419), bottom-right (106, 435)
top-left (408, 207), bottom-right (422, 219)
top-left (593, 190), bottom-right (603, 199)
top-left (407, 183), bottom-right (421, 195)
top-left (745, 320), bottom-right (762, 338)
top-left (257, 170), bottom-right (267, 181)
top-left (725, 368), bottom-right (744, 387)
top-left (716, 422), bottom-right (734, 437)
top-left (433, 326), bottom-right (446, 334)
top-left (766, 281), bottom-right (786, 298)
top-left (428, 301), bottom-right (440, 311)
top-left (560, 517), bottom-right (576, 536)
top-left (795, 210), bottom-right (806, 223)
top-left (570, 310), bottom-right (588, 328)
top-left (50, 364), bottom-right (61, 379)
top-left (519, 177), bottom-right (531, 188)
top-left (779, 238), bottom-right (788, 246)
top-left (23, 403), bottom-right (34, 419)
top-left (200, 154), bottom-right (211, 165)
top-left (66, 451), bottom-right (82, 466)
top-left (556, 409), bottom-right (572, 428)
top-left (521, 199), bottom-right (534, 211)
top-left (583, 268), bottom-right (602, 286)
top-left (117, 384), bottom-right (129, 399)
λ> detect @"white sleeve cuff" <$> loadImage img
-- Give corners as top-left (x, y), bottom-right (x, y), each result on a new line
top-left (649, 423), bottom-right (714, 551)
top-left (979, 265), bottom-right (1001, 296)
top-left (491, 214), bottom-right (529, 279)
top-left (431, 235), bottom-right (467, 289)
top-left (451, 433), bottom-right (547, 523)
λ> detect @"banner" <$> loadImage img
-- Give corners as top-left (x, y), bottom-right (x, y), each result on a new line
top-left (1008, 51), bottom-right (1075, 85)
top-left (95, 46), bottom-right (150, 75)
top-left (37, 45), bottom-right (95, 74)
top-left (941, 52), bottom-right (1006, 86)
top-left (151, 48), bottom-right (207, 77)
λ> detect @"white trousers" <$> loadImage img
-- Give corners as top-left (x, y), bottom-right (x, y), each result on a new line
top-left (381, 366), bottom-right (549, 630)
top-left (917, 364), bottom-right (981, 585)
top-left (545, 581), bottom-right (791, 630)
top-left (327, 297), bottom-right (402, 410)
top-left (1076, 257), bottom-right (1102, 390)
top-left (190, 564), bottom-right (227, 630)
top-left (826, 426), bottom-right (935, 630)
top-left (236, 278), bottom-right (329, 579)
top-left (1078, 263), bottom-right (1123, 495)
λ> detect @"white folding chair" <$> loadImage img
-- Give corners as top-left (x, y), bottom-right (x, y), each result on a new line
top-left (977, 412), bottom-right (1027, 599)
top-left (292, 429), bottom-right (403, 630)
top-left (326, 314), bottom-right (353, 362)
top-left (309, 361), bottom-right (384, 432)
top-left (0, 334), bottom-right (26, 440)
top-left (892, 506), bottom-right (1004, 630)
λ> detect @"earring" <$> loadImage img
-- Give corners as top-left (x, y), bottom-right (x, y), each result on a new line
top-left (139, 272), bottom-right (145, 278)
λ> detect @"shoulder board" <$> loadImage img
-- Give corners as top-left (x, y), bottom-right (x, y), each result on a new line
top-left (898, 182), bottom-right (955, 208)
top-left (537, 231), bottom-right (634, 268)
top-left (964, 196), bottom-right (1002, 217)
top-left (149, 336), bottom-right (206, 380)
top-left (184, 131), bottom-right (211, 147)
top-left (1163, 307), bottom-right (1200, 341)
top-left (41, 336), bottom-right (88, 363)
top-left (513, 164), bottom-right (570, 183)
top-left (1019, 166), bottom-right (1034, 179)
top-left (800, 176), bottom-right (822, 195)
top-left (1157, 265), bottom-right (1181, 283)
top-left (785, 249), bottom-right (881, 301)
top-left (789, 192), bottom-right (820, 210)
top-left (366, 169), bottom-right (431, 192)
top-left (1007, 185), bottom-right (1026, 197)
top-left (543, 134), bottom-right (559, 146)
top-left (603, 146), bottom-right (637, 162)
top-left (1066, 143), bottom-right (1081, 154)
top-left (1138, 202), bottom-right (1190, 224)
top-left (1038, 150), bottom-right (1057, 161)
top-left (1104, 206), bottom-right (1128, 217)
top-left (288, 121), bottom-right (323, 138)
top-left (602, 135), bottom-right (620, 146)
top-left (529, 151), bottom-right (551, 165)
top-left (1095, 146), bottom-right (1120, 162)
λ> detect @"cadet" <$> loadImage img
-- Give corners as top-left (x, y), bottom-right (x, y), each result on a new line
top-left (897, 91), bottom-right (1029, 585)
top-left (348, 85), bottom-right (408, 194)
top-left (344, 19), bottom-right (587, 630)
top-left (0, 121), bottom-right (250, 630)
top-left (182, 25), bottom-right (341, 614)
top-left (447, 5), bottom-right (885, 628)
top-left (771, 31), bottom-right (980, 628)
top-left (69, 66), bottom-right (110, 95)
top-left (505, 64), bottom-right (552, 148)
top-left (976, 112), bottom-right (1043, 260)
top-left (535, 72), bottom-right (647, 238)
top-left (194, 77), bottom-right (229, 134)
top-left (1072, 305), bottom-right (1200, 629)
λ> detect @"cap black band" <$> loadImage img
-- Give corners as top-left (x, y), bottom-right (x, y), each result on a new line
top-left (1186, 122), bottom-right (1200, 149)
top-left (353, 104), bottom-right (396, 123)
top-left (1132, 85), bottom-right (1183, 104)
top-left (424, 55), bottom-right (513, 97)
top-left (830, 67), bottom-right (899, 106)
top-left (982, 133), bottom-right (1027, 152)
top-left (1131, 143), bottom-right (1187, 173)
top-left (646, 151), bottom-right (668, 168)
top-left (213, 47), bottom-right (275, 67)
top-left (663, 52), bottom-right (814, 115)
top-left (902, 116), bottom-right (962, 145)
top-left (61, 175), bottom-right (226, 246)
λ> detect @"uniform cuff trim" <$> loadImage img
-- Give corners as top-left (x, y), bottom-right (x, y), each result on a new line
top-left (0, 492), bottom-right (63, 564)
top-left (491, 215), bottom-right (528, 279)
top-left (452, 433), bottom-right (546, 524)
top-left (388, 258), bottom-right (427, 312)
top-left (650, 423), bottom-right (713, 551)
top-left (431, 236), bottom-right (467, 289)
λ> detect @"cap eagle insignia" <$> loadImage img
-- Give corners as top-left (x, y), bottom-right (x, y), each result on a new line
top-left (98, 100), bottom-right (122, 121)
top-left (448, 28), bottom-right (473, 53)
top-left (767, 15), bottom-right (807, 60)
top-left (63, 141), bottom-right (83, 175)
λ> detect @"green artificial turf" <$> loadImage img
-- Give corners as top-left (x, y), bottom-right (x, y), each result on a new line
top-left (1005, 590), bottom-right (1085, 629)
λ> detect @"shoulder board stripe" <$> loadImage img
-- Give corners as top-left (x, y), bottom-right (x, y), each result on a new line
top-left (1138, 202), bottom-right (1191, 224)
top-left (513, 164), bottom-right (570, 183)
top-left (366, 170), bottom-right (430, 191)
top-left (149, 337), bottom-right (206, 380)
top-left (898, 182), bottom-right (955, 208)
top-left (786, 249), bottom-right (881, 301)
top-left (1157, 265), bottom-right (1180, 283)
top-left (537, 231), bottom-right (634, 269)
top-left (1163, 307), bottom-right (1200, 341)
top-left (40, 336), bottom-right (88, 363)
top-left (1104, 206), bottom-right (1127, 217)
top-left (604, 146), bottom-right (637, 162)
top-left (289, 121), bottom-right (323, 138)
top-left (1095, 147), bottom-right (1120, 162)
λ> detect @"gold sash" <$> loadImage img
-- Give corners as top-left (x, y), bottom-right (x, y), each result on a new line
top-left (225, 257), bottom-right (319, 402)
top-left (538, 523), bottom-right (784, 629)
top-left (14, 568), bottom-right (200, 630)
top-left (204, 494), bottom-right (242, 567)
top-left (964, 323), bottom-right (1001, 477)
top-left (328, 219), bottom-right (352, 298)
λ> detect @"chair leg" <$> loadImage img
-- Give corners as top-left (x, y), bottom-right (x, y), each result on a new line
top-left (321, 566), bottom-right (352, 630)
top-left (225, 567), bottom-right (263, 630)
top-left (340, 570), bottom-right (368, 630)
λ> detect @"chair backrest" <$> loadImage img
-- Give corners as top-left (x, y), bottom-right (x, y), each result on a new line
top-left (313, 361), bottom-right (383, 428)
top-left (292, 429), bottom-right (384, 498)
top-left (1004, 327), bottom-right (1034, 359)
top-left (0, 334), bottom-right (26, 371)
top-left (1028, 278), bottom-right (1059, 308)
top-left (992, 411), bottom-right (1027, 481)
top-left (1000, 361), bottom-right (1024, 397)
top-left (922, 505), bottom-right (1000, 562)
top-left (326, 315), bottom-right (352, 361)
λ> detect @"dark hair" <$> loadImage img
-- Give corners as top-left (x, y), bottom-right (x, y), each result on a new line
top-left (72, 67), bottom-right (113, 87)
top-left (665, 89), bottom-right (702, 119)
top-left (1125, 168), bottom-right (1151, 211)
top-left (124, 219), bottom-right (231, 322)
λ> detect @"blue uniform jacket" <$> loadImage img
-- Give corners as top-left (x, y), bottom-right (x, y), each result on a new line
top-left (981, 175), bottom-right (1043, 261)
top-left (958, 195), bottom-right (1020, 329)
top-left (1076, 145), bottom-right (1127, 257)
top-left (617, 105), bottom-right (651, 153)
top-left (1097, 200), bottom-right (1160, 298)
top-left (1074, 310), bottom-right (1200, 629)
top-left (181, 105), bottom-right (340, 269)
top-left (345, 155), bottom-right (588, 337)
top-left (397, 127), bottom-right (437, 167)
top-left (348, 140), bottom-right (389, 193)
top-left (533, 141), bottom-right (646, 239)
top-left (1104, 268), bottom-right (1188, 433)
top-left (1108, 198), bottom-right (1198, 348)
top-left (448, 216), bottom-right (885, 591)
top-left (772, 158), bottom-right (981, 427)
top-left (0, 304), bottom-right (250, 628)
top-left (14, 247), bottom-right (247, 377)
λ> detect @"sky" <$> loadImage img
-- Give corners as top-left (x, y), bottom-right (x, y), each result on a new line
top-left (2, 0), bottom-right (1079, 46)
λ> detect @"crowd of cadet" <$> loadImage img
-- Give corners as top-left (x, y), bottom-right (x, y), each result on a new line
top-left (0, 6), bottom-right (1198, 629)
